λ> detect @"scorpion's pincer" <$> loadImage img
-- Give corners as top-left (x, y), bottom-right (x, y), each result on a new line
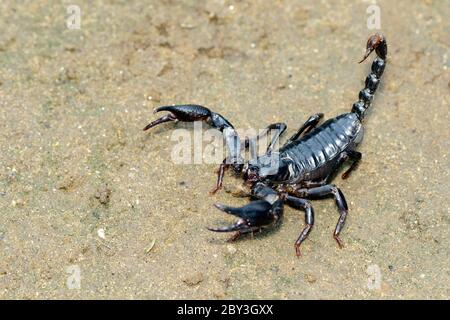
top-left (143, 104), bottom-right (212, 131)
top-left (207, 200), bottom-right (282, 241)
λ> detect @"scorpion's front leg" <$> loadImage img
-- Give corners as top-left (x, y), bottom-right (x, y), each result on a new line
top-left (283, 113), bottom-right (324, 146)
top-left (210, 159), bottom-right (229, 195)
top-left (294, 184), bottom-right (348, 248)
top-left (244, 123), bottom-right (287, 154)
top-left (208, 183), bottom-right (283, 241)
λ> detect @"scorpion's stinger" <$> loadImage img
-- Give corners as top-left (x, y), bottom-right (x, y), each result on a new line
top-left (358, 33), bottom-right (387, 63)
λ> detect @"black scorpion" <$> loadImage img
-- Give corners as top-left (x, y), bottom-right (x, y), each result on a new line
top-left (143, 34), bottom-right (387, 256)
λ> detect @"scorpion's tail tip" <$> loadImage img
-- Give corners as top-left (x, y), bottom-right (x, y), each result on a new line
top-left (359, 33), bottom-right (387, 63)
top-left (359, 45), bottom-right (375, 63)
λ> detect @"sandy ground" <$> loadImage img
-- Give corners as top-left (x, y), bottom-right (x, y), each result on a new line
top-left (0, 0), bottom-right (448, 299)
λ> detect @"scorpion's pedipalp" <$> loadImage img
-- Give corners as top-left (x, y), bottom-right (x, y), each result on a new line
top-left (155, 104), bottom-right (212, 121)
top-left (143, 104), bottom-right (211, 130)
top-left (206, 218), bottom-right (249, 233)
top-left (214, 201), bottom-right (272, 220)
top-left (207, 220), bottom-right (255, 243)
top-left (143, 113), bottom-right (177, 131)
top-left (144, 104), bottom-right (245, 193)
top-left (208, 199), bottom-right (282, 236)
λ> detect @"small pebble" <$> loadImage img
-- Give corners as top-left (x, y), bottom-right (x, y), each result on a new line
top-left (182, 272), bottom-right (204, 286)
top-left (97, 228), bottom-right (106, 239)
top-left (94, 186), bottom-right (111, 205)
top-left (57, 176), bottom-right (75, 191)
top-left (227, 245), bottom-right (237, 255)
top-left (305, 273), bottom-right (317, 284)
top-left (213, 289), bottom-right (226, 299)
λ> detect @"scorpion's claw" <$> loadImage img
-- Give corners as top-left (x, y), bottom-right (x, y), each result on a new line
top-left (208, 200), bottom-right (283, 239)
top-left (213, 201), bottom-right (274, 222)
top-left (143, 104), bottom-right (212, 131)
top-left (206, 219), bottom-right (247, 233)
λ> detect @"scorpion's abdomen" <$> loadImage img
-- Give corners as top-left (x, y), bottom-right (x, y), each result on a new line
top-left (281, 113), bottom-right (362, 182)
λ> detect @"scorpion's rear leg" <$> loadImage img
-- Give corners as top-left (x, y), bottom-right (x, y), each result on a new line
top-left (342, 150), bottom-right (362, 179)
top-left (284, 113), bottom-right (324, 146)
top-left (294, 184), bottom-right (348, 248)
top-left (285, 195), bottom-right (315, 257)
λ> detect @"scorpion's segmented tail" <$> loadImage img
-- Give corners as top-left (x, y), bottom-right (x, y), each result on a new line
top-left (351, 34), bottom-right (387, 120)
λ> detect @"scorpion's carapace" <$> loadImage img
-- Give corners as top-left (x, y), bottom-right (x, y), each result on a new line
top-left (143, 34), bottom-right (387, 257)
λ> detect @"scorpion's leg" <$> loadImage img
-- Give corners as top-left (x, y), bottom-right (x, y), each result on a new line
top-left (210, 160), bottom-right (229, 195)
top-left (294, 184), bottom-right (348, 248)
top-left (266, 123), bottom-right (287, 153)
top-left (341, 150), bottom-right (362, 179)
top-left (244, 123), bottom-right (287, 153)
top-left (284, 113), bottom-right (324, 146)
top-left (285, 195), bottom-right (315, 257)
